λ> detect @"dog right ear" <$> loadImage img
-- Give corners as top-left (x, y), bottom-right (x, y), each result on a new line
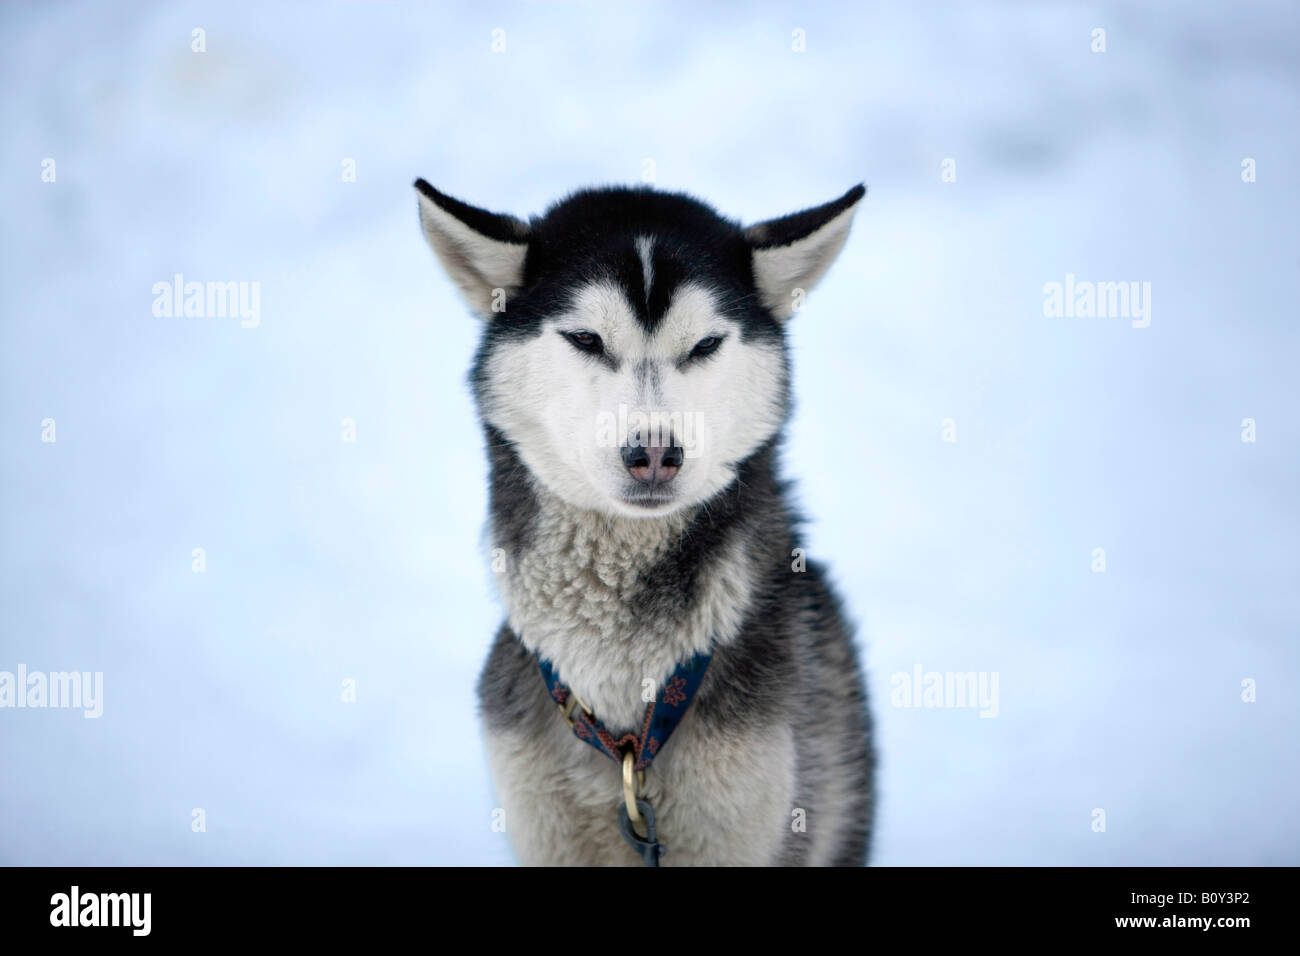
top-left (414, 179), bottom-right (530, 317)
top-left (744, 184), bottom-right (865, 321)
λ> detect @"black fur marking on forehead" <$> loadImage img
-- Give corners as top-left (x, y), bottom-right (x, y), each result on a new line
top-left (516, 187), bottom-right (780, 339)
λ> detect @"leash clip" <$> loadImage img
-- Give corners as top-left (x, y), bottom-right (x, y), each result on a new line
top-left (619, 751), bottom-right (662, 865)
top-left (618, 797), bottom-right (663, 866)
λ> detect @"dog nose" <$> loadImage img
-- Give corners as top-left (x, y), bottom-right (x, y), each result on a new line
top-left (622, 437), bottom-right (684, 486)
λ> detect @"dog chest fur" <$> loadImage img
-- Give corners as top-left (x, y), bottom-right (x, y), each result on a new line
top-left (497, 482), bottom-right (755, 730)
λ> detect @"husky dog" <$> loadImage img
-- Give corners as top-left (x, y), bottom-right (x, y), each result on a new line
top-left (415, 178), bottom-right (873, 866)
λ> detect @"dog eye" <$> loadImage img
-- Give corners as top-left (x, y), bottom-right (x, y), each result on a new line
top-left (689, 335), bottom-right (723, 359)
top-left (561, 330), bottom-right (604, 355)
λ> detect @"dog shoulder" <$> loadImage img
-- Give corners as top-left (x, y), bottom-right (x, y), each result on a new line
top-left (478, 623), bottom-right (551, 733)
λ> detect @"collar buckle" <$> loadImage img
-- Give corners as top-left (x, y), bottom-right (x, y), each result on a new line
top-left (559, 692), bottom-right (592, 728)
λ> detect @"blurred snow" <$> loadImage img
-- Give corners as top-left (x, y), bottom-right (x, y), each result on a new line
top-left (1, 0), bottom-right (1296, 865)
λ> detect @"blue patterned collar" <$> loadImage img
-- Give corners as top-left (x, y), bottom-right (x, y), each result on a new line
top-left (537, 649), bottom-right (713, 771)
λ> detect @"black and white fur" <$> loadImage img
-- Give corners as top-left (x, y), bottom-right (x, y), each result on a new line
top-left (415, 178), bottom-right (873, 865)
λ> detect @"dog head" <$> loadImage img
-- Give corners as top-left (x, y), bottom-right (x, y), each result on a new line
top-left (415, 179), bottom-right (864, 518)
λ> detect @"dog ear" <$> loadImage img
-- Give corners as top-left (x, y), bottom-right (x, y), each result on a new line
top-left (744, 184), bottom-right (865, 320)
top-left (414, 179), bottom-right (530, 317)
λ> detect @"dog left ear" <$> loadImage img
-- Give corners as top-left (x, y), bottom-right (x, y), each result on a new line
top-left (414, 179), bottom-right (530, 317)
top-left (744, 184), bottom-right (865, 320)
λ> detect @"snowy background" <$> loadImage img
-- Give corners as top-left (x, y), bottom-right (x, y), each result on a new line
top-left (1, 0), bottom-right (1297, 865)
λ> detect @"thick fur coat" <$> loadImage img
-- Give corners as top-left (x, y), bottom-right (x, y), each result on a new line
top-left (415, 179), bottom-right (874, 865)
